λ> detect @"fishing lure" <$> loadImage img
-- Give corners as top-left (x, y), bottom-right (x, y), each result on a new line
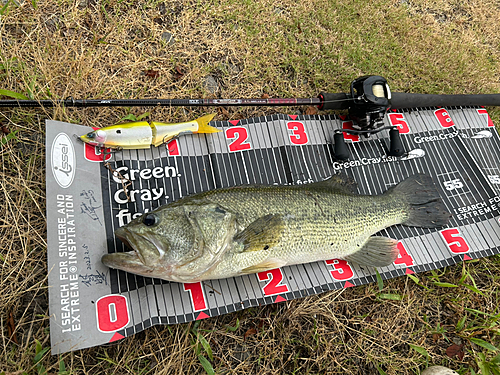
top-left (80, 113), bottom-right (219, 149)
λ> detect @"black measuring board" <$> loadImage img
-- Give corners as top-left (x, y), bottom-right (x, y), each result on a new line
top-left (98, 109), bottom-right (500, 339)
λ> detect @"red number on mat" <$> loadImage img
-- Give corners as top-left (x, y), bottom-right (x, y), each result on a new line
top-left (96, 295), bottom-right (130, 332)
top-left (477, 109), bottom-right (495, 127)
top-left (342, 121), bottom-right (360, 142)
top-left (226, 127), bottom-right (252, 152)
top-left (84, 144), bottom-right (112, 162)
top-left (183, 282), bottom-right (207, 311)
top-left (167, 139), bottom-right (180, 156)
top-left (287, 121), bottom-right (309, 145)
top-left (388, 113), bottom-right (410, 134)
top-left (325, 259), bottom-right (354, 281)
top-left (394, 241), bottom-right (414, 266)
top-left (258, 268), bottom-right (289, 296)
top-left (434, 108), bottom-right (455, 128)
top-left (440, 228), bottom-right (470, 253)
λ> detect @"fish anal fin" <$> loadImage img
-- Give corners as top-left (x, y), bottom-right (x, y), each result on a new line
top-left (241, 259), bottom-right (287, 274)
top-left (234, 214), bottom-right (284, 252)
top-left (344, 236), bottom-right (399, 267)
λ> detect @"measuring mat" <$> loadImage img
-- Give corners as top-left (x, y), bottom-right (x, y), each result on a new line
top-left (46, 108), bottom-right (500, 353)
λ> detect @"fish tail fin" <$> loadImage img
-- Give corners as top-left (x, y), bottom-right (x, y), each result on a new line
top-left (389, 174), bottom-right (452, 228)
top-left (195, 114), bottom-right (220, 134)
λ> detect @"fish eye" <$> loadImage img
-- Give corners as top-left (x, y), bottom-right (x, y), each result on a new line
top-left (143, 213), bottom-right (157, 226)
top-left (86, 132), bottom-right (96, 139)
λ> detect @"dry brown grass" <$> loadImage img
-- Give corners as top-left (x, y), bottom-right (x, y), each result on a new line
top-left (1, 0), bottom-right (500, 374)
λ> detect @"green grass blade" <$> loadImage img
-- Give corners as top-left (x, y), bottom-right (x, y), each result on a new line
top-left (433, 282), bottom-right (459, 288)
top-left (119, 114), bottom-right (138, 123)
top-left (407, 274), bottom-right (420, 283)
top-left (0, 0), bottom-right (10, 16)
top-left (226, 318), bottom-right (240, 332)
top-left (455, 315), bottom-right (467, 332)
top-left (464, 308), bottom-right (500, 318)
top-left (136, 112), bottom-right (151, 121)
top-left (491, 353), bottom-right (500, 364)
top-left (198, 355), bottom-right (215, 375)
top-left (0, 89), bottom-right (28, 100)
top-left (409, 344), bottom-right (429, 357)
top-left (470, 338), bottom-right (499, 352)
top-left (477, 353), bottom-right (491, 375)
top-left (375, 269), bottom-right (383, 292)
top-left (1, 130), bottom-right (18, 146)
top-left (33, 347), bottom-right (50, 364)
top-left (463, 283), bottom-right (484, 295)
top-left (375, 364), bottom-right (388, 375)
top-left (377, 293), bottom-right (403, 301)
top-left (198, 333), bottom-right (213, 361)
top-left (58, 357), bottom-right (66, 373)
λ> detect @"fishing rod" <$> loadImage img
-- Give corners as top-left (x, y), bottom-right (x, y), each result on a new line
top-left (2, 76), bottom-right (499, 111)
top-left (3, 75), bottom-right (500, 160)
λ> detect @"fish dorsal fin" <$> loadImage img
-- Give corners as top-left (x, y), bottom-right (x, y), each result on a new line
top-left (344, 236), bottom-right (399, 267)
top-left (234, 214), bottom-right (285, 253)
top-left (308, 174), bottom-right (357, 194)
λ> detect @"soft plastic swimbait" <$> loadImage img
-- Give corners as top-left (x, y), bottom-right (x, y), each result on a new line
top-left (80, 114), bottom-right (219, 149)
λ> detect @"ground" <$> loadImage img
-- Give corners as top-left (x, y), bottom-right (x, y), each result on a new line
top-left (0, 0), bottom-right (500, 374)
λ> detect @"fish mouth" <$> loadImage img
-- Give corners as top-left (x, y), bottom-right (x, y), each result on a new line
top-left (79, 135), bottom-right (99, 147)
top-left (115, 228), bottom-right (134, 251)
top-left (101, 227), bottom-right (162, 274)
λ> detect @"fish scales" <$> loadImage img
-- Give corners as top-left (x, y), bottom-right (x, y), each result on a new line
top-left (102, 174), bottom-right (451, 282)
top-left (196, 185), bottom-right (405, 262)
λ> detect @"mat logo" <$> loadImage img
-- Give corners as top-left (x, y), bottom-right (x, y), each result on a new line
top-left (413, 130), bottom-right (460, 144)
top-left (470, 130), bottom-right (493, 139)
top-left (51, 133), bottom-right (76, 189)
top-left (400, 148), bottom-right (425, 161)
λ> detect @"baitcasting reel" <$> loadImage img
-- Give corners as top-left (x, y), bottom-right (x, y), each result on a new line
top-left (331, 75), bottom-right (404, 161)
top-left (349, 75), bottom-right (392, 131)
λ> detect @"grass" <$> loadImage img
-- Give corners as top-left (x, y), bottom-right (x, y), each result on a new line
top-left (0, 0), bottom-right (499, 374)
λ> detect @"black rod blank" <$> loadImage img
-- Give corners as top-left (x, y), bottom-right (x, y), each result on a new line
top-left (0, 93), bottom-right (498, 109)
top-left (0, 97), bottom-right (321, 108)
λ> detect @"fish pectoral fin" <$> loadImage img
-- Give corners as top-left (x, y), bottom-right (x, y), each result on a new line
top-left (233, 214), bottom-right (285, 252)
top-left (344, 236), bottom-right (399, 267)
top-left (240, 259), bottom-right (287, 274)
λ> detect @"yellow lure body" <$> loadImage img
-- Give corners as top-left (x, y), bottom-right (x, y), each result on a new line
top-left (80, 114), bottom-right (219, 149)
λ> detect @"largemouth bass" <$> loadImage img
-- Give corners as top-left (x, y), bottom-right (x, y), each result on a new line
top-left (102, 174), bottom-right (451, 282)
